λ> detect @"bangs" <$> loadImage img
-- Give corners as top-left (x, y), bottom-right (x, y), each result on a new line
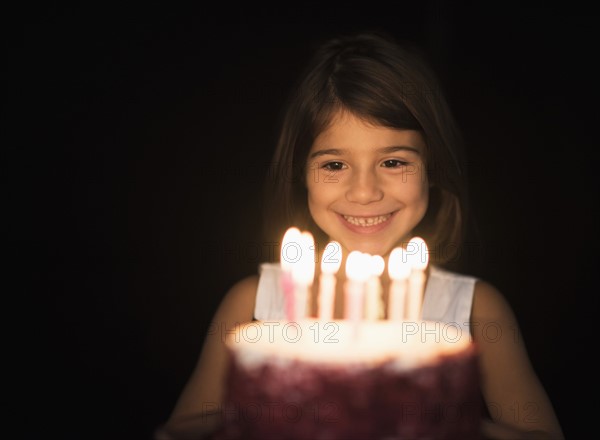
top-left (308, 61), bottom-right (423, 138)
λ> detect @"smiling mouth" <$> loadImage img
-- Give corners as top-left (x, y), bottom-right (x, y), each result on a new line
top-left (342, 213), bottom-right (393, 227)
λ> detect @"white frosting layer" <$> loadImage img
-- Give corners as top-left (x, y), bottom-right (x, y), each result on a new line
top-left (227, 320), bottom-right (472, 372)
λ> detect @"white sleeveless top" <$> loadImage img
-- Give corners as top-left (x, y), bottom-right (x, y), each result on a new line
top-left (254, 263), bottom-right (477, 333)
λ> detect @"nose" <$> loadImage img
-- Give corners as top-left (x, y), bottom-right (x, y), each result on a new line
top-left (345, 168), bottom-right (384, 204)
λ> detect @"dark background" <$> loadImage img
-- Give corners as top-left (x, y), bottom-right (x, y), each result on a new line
top-left (7, 3), bottom-right (598, 439)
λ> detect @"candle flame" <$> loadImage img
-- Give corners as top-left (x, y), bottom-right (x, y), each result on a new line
top-left (291, 231), bottom-right (316, 285)
top-left (280, 227), bottom-right (302, 271)
top-left (346, 251), bottom-right (371, 282)
top-left (370, 255), bottom-right (385, 277)
top-left (407, 236), bottom-right (429, 271)
top-left (388, 247), bottom-right (411, 280)
top-left (321, 241), bottom-right (342, 274)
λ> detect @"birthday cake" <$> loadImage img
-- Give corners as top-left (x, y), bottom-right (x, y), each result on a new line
top-left (215, 319), bottom-right (482, 440)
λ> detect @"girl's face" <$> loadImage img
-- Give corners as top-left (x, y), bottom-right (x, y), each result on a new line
top-left (306, 111), bottom-right (429, 258)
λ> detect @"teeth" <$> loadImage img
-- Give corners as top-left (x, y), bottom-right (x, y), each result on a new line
top-left (343, 214), bottom-right (391, 226)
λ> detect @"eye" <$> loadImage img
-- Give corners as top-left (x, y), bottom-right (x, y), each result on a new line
top-left (381, 159), bottom-right (408, 168)
top-left (322, 161), bottom-right (346, 171)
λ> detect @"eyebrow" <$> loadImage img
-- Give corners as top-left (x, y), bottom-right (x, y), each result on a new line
top-left (308, 145), bottom-right (421, 159)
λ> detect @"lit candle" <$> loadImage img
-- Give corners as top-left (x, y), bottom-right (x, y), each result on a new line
top-left (365, 255), bottom-right (384, 320)
top-left (387, 247), bottom-right (411, 321)
top-left (406, 237), bottom-right (429, 322)
top-left (291, 231), bottom-right (316, 320)
top-left (318, 241), bottom-right (342, 321)
top-left (280, 227), bottom-right (301, 320)
top-left (344, 251), bottom-right (370, 322)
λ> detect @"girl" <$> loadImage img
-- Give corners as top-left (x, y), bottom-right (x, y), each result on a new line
top-left (160, 31), bottom-right (564, 439)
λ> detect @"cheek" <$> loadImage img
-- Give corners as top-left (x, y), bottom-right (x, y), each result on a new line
top-left (400, 178), bottom-right (429, 215)
top-left (307, 187), bottom-right (324, 222)
top-left (306, 182), bottom-right (321, 216)
top-left (420, 187), bottom-right (429, 215)
top-left (413, 176), bottom-right (429, 202)
top-left (307, 179), bottom-right (337, 205)
top-left (306, 181), bottom-right (338, 229)
top-left (415, 181), bottom-right (429, 209)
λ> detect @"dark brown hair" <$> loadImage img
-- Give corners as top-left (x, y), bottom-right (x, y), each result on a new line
top-left (263, 31), bottom-right (469, 267)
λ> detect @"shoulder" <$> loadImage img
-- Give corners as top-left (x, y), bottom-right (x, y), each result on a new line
top-left (470, 279), bottom-right (521, 345)
top-left (225, 274), bottom-right (260, 301)
top-left (471, 279), bottom-right (516, 323)
top-left (213, 274), bottom-right (259, 324)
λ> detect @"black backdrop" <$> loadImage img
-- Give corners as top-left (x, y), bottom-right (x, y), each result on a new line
top-left (7, 3), bottom-right (598, 439)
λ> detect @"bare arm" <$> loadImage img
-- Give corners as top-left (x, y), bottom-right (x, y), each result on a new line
top-left (158, 275), bottom-right (258, 439)
top-left (472, 281), bottom-right (564, 439)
